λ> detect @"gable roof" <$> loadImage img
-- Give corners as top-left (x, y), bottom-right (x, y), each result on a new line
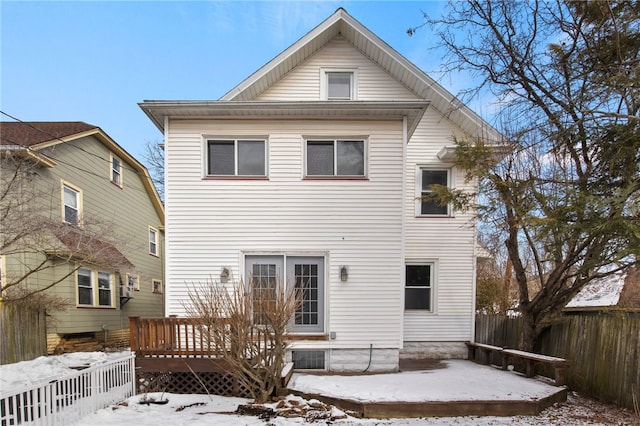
top-left (0, 122), bottom-right (98, 147)
top-left (220, 8), bottom-right (500, 142)
top-left (1, 121), bottom-right (164, 223)
top-left (139, 8), bottom-right (500, 144)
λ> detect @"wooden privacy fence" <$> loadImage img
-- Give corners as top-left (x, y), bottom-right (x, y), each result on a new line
top-left (0, 301), bottom-right (46, 365)
top-left (0, 352), bottom-right (135, 425)
top-left (475, 313), bottom-right (640, 410)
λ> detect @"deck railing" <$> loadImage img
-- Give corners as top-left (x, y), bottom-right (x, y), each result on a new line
top-left (129, 316), bottom-right (272, 358)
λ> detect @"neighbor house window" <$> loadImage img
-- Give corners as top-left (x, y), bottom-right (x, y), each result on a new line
top-left (206, 139), bottom-right (266, 176)
top-left (62, 182), bottom-right (82, 224)
top-left (152, 279), bottom-right (163, 294)
top-left (77, 267), bottom-right (113, 307)
top-left (405, 264), bottom-right (433, 311)
top-left (127, 274), bottom-right (140, 291)
top-left (321, 69), bottom-right (357, 100)
top-left (149, 227), bottom-right (158, 256)
top-left (418, 168), bottom-right (450, 216)
top-left (306, 139), bottom-right (365, 177)
top-left (111, 155), bottom-right (122, 187)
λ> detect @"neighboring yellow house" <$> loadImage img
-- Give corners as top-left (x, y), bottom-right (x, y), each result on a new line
top-left (0, 121), bottom-right (164, 353)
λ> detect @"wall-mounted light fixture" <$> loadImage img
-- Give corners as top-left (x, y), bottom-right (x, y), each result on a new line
top-left (220, 267), bottom-right (230, 283)
top-left (340, 266), bottom-right (348, 282)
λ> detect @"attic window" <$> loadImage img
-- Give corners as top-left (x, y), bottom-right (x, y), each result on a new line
top-left (321, 69), bottom-right (357, 100)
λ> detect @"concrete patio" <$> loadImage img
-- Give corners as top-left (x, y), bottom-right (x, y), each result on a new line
top-left (287, 359), bottom-right (567, 418)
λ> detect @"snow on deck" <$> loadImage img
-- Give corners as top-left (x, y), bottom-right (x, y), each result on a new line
top-left (289, 359), bottom-right (559, 402)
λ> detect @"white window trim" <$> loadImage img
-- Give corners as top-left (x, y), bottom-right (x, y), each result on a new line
top-left (404, 259), bottom-right (438, 314)
top-left (203, 137), bottom-right (268, 177)
top-left (152, 279), bottom-right (163, 294)
top-left (127, 274), bottom-right (140, 291)
top-left (149, 226), bottom-right (159, 257)
top-left (304, 138), bottom-right (368, 178)
top-left (76, 266), bottom-right (114, 308)
top-left (415, 165), bottom-right (454, 217)
top-left (61, 180), bottom-right (83, 225)
top-left (110, 153), bottom-right (123, 187)
top-left (320, 68), bottom-right (358, 100)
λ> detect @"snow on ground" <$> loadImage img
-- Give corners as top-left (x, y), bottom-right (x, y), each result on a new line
top-left (566, 272), bottom-right (626, 308)
top-left (1, 351), bottom-right (637, 425)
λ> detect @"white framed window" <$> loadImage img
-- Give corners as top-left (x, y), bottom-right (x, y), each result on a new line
top-left (305, 139), bottom-right (366, 177)
top-left (245, 255), bottom-right (325, 333)
top-left (149, 227), bottom-right (159, 256)
top-left (321, 69), bottom-right (357, 100)
top-left (152, 279), bottom-right (163, 294)
top-left (206, 139), bottom-right (266, 177)
top-left (111, 154), bottom-right (122, 187)
top-left (127, 274), bottom-right (140, 291)
top-left (405, 263), bottom-right (434, 311)
top-left (416, 167), bottom-right (451, 216)
top-left (77, 267), bottom-right (113, 307)
top-left (62, 181), bottom-right (82, 225)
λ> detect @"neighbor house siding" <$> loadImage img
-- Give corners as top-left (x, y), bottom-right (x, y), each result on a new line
top-left (33, 136), bottom-right (164, 333)
top-left (165, 119), bottom-right (405, 349)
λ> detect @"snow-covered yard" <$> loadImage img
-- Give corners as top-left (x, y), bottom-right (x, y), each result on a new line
top-left (1, 351), bottom-right (636, 425)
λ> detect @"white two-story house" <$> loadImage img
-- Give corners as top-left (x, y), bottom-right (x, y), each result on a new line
top-left (140, 8), bottom-right (500, 372)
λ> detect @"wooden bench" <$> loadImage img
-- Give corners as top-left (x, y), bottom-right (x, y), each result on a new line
top-left (466, 341), bottom-right (504, 366)
top-left (501, 349), bottom-right (568, 386)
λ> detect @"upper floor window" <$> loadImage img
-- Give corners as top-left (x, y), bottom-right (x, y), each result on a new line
top-left (206, 139), bottom-right (266, 177)
top-left (321, 69), bottom-right (357, 100)
top-left (149, 227), bottom-right (159, 256)
top-left (111, 155), bottom-right (122, 187)
top-left (306, 139), bottom-right (365, 177)
top-left (62, 182), bottom-right (82, 225)
top-left (418, 168), bottom-right (450, 216)
top-left (127, 274), bottom-right (140, 292)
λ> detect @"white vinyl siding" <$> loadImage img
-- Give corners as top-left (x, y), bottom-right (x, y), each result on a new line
top-left (257, 37), bottom-right (417, 101)
top-left (404, 111), bottom-right (477, 342)
top-left (164, 119), bottom-right (404, 349)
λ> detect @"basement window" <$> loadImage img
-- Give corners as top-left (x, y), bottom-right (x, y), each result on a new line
top-left (292, 350), bottom-right (326, 370)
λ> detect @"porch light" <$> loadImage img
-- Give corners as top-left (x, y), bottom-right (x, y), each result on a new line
top-left (340, 266), bottom-right (348, 282)
top-left (220, 267), bottom-right (230, 283)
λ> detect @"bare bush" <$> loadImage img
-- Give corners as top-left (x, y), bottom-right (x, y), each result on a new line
top-left (185, 276), bottom-right (299, 403)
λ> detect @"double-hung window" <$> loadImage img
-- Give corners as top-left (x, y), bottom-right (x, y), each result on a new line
top-left (321, 69), bottom-right (357, 100)
top-left (77, 267), bottom-right (113, 307)
top-left (206, 139), bottom-right (266, 177)
top-left (149, 227), bottom-right (158, 256)
top-left (111, 155), bottom-right (122, 187)
top-left (62, 182), bottom-right (81, 225)
top-left (418, 168), bottom-right (450, 216)
top-left (405, 264), bottom-right (433, 311)
top-left (306, 139), bottom-right (365, 177)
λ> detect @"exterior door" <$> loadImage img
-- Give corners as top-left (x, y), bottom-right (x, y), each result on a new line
top-left (286, 256), bottom-right (324, 333)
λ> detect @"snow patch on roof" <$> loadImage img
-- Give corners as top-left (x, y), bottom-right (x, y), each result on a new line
top-left (566, 273), bottom-right (626, 308)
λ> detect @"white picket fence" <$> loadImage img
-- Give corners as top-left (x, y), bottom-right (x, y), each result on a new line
top-left (0, 353), bottom-right (135, 426)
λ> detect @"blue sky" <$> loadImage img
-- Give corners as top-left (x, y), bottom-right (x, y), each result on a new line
top-left (1, 1), bottom-right (467, 164)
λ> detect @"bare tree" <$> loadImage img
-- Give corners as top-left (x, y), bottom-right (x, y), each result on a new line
top-left (185, 276), bottom-right (299, 403)
top-left (141, 140), bottom-right (164, 202)
top-left (413, 1), bottom-right (640, 350)
top-left (1, 151), bottom-right (135, 307)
